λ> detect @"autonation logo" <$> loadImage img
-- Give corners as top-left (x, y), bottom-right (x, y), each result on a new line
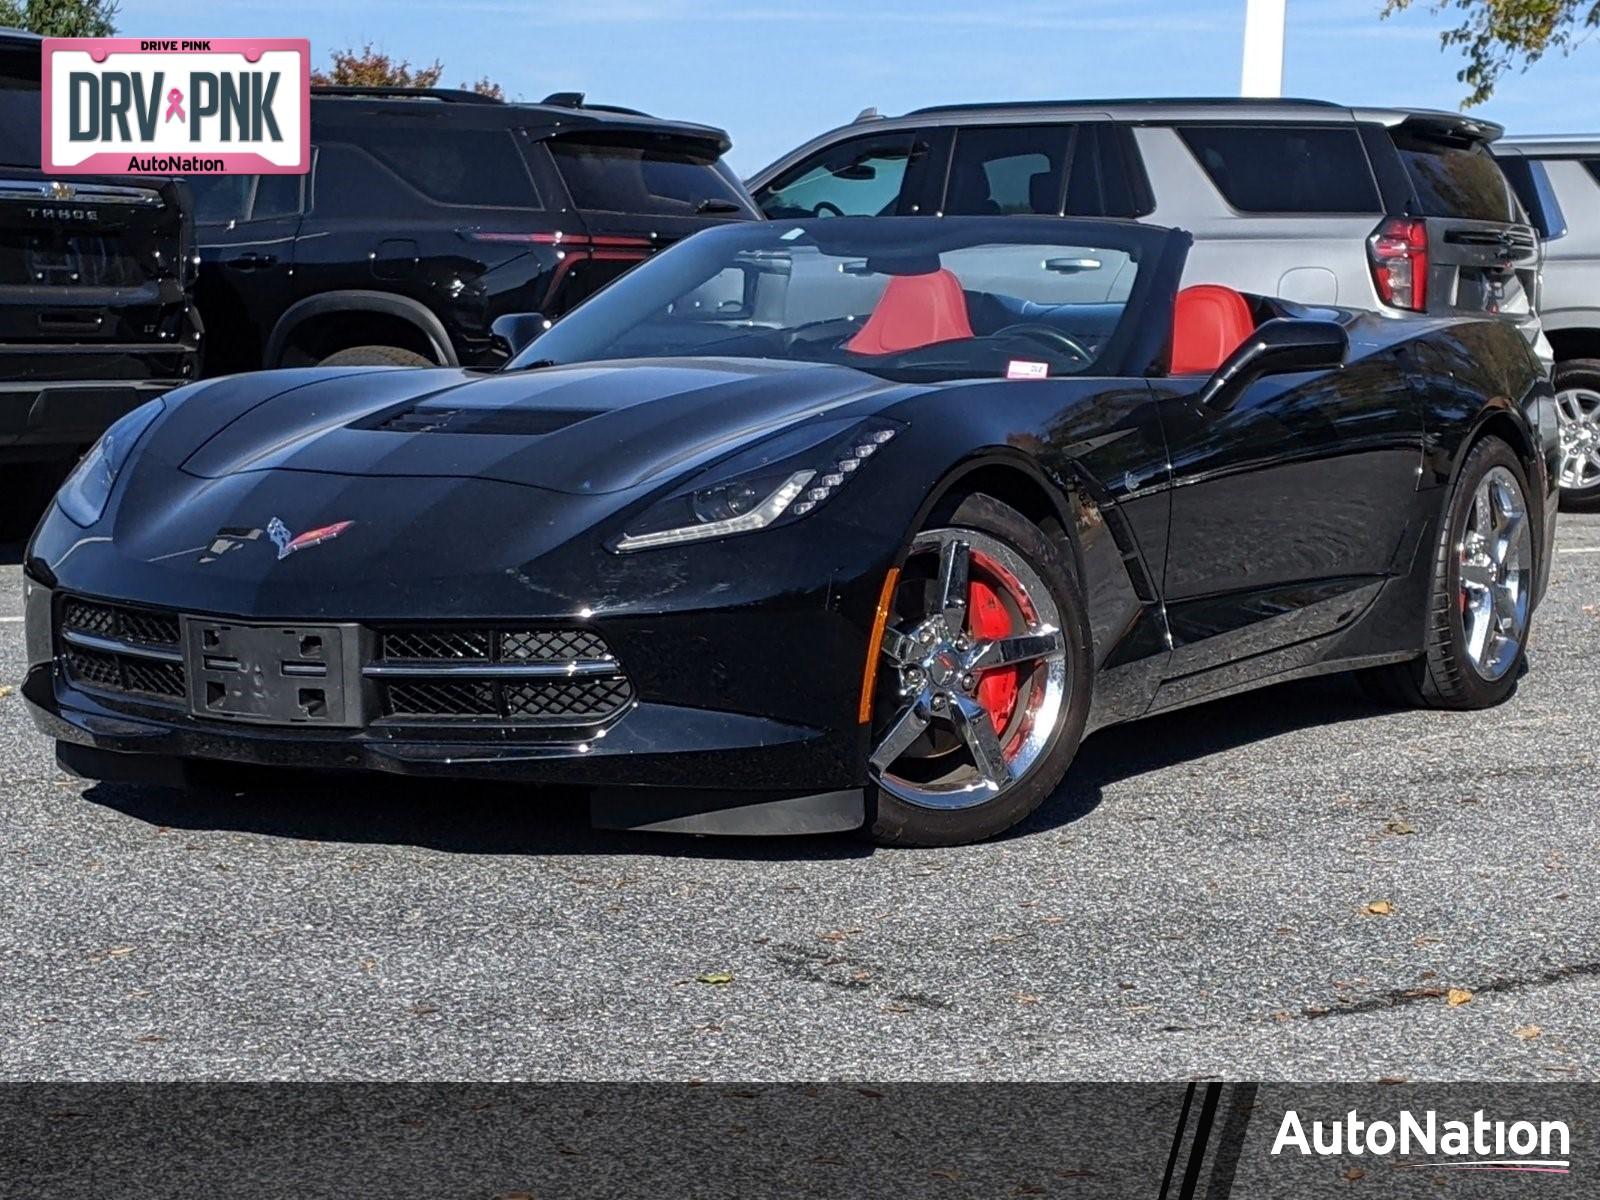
top-left (1273, 1108), bottom-right (1571, 1175)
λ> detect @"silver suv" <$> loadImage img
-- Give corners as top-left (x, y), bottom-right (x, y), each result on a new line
top-left (750, 98), bottom-right (1547, 364)
top-left (1495, 136), bottom-right (1600, 508)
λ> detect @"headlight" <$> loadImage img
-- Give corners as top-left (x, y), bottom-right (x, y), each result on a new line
top-left (56, 398), bottom-right (165, 527)
top-left (615, 418), bottom-right (902, 552)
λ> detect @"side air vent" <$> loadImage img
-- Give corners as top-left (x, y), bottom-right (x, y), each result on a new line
top-left (361, 405), bottom-right (601, 436)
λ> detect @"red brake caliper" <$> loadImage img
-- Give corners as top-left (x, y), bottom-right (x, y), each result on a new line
top-left (968, 577), bottom-right (1021, 737)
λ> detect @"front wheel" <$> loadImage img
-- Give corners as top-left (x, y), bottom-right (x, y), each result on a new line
top-left (866, 494), bottom-right (1092, 847)
top-left (1553, 359), bottom-right (1600, 511)
top-left (1360, 436), bottom-right (1535, 710)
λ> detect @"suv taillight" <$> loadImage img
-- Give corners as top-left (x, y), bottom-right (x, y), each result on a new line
top-left (1368, 218), bottom-right (1429, 312)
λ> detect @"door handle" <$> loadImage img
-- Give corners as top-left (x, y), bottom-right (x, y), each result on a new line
top-left (227, 252), bottom-right (278, 270)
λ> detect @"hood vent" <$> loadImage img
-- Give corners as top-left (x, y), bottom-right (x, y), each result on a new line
top-left (359, 405), bottom-right (602, 436)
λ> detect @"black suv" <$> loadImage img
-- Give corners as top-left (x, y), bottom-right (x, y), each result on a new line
top-left (184, 87), bottom-right (756, 375)
top-left (0, 29), bottom-right (201, 536)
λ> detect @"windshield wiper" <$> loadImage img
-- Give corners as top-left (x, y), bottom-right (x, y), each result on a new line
top-left (695, 199), bottom-right (744, 215)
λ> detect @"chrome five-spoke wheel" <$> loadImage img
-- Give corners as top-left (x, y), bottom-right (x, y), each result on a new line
top-left (1556, 387), bottom-right (1600, 493)
top-left (869, 527), bottom-right (1069, 809)
top-left (1457, 464), bottom-right (1532, 682)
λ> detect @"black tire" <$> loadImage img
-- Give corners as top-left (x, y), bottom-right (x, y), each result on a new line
top-left (1358, 436), bottom-right (1534, 711)
top-left (318, 345), bottom-right (433, 368)
top-left (1552, 359), bottom-right (1600, 512)
top-left (867, 493), bottom-right (1093, 847)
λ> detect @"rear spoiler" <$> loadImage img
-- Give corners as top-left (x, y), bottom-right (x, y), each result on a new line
top-left (540, 121), bottom-right (733, 158)
top-left (1370, 109), bottom-right (1504, 145)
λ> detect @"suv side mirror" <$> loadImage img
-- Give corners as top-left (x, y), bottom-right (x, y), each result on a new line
top-left (1199, 318), bottom-right (1348, 412)
top-left (490, 312), bottom-right (549, 358)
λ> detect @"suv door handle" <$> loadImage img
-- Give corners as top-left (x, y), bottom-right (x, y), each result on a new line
top-left (227, 252), bottom-right (278, 270)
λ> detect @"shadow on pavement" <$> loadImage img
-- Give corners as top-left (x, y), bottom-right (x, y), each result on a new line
top-left (80, 673), bottom-right (1394, 859)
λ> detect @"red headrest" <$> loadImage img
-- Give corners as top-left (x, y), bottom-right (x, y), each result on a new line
top-left (1170, 284), bottom-right (1254, 374)
top-left (846, 269), bottom-right (974, 356)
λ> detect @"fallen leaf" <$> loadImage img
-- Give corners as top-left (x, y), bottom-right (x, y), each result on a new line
top-left (1015, 993), bottom-right (1040, 1006)
top-left (0, 685), bottom-right (13, 699)
top-left (696, 970), bottom-right (734, 986)
top-left (1446, 988), bottom-right (1473, 1008)
top-left (410, 1002), bottom-right (440, 1016)
top-left (1382, 818), bottom-right (1416, 836)
top-left (857, 1087), bottom-right (885, 1099)
top-left (1376, 1075), bottom-right (1408, 1085)
top-left (1344, 1166), bottom-right (1366, 1181)
top-left (812, 1155), bottom-right (844, 1165)
top-left (106, 946), bottom-right (134, 958)
top-left (493, 1192), bottom-right (535, 1200)
top-left (1360, 900), bottom-right (1394, 918)
top-left (1513, 1024), bottom-right (1542, 1041)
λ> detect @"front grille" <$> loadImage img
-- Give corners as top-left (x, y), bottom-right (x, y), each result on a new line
top-left (65, 646), bottom-right (185, 700)
top-left (385, 680), bottom-right (498, 719)
top-left (62, 598), bottom-right (181, 648)
top-left (375, 625), bottom-right (632, 725)
top-left (59, 597), bottom-right (187, 705)
top-left (57, 601), bottom-right (635, 731)
top-left (382, 629), bottom-right (491, 662)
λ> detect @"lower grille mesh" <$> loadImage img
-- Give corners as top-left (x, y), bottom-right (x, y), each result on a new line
top-left (65, 647), bottom-right (186, 701)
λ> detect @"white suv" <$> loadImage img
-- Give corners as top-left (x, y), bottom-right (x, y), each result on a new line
top-left (750, 98), bottom-right (1548, 363)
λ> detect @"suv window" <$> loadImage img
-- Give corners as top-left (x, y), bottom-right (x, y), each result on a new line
top-left (945, 125), bottom-right (1071, 215)
top-left (184, 174), bottom-right (305, 225)
top-left (1066, 123), bottom-right (1149, 218)
top-left (1178, 125), bottom-right (1380, 213)
top-left (546, 134), bottom-right (749, 215)
top-left (755, 133), bottom-right (921, 219)
top-left (0, 44), bottom-right (41, 169)
top-left (1393, 132), bottom-right (1513, 222)
top-left (1499, 157), bottom-right (1564, 239)
top-left (314, 126), bottom-right (539, 214)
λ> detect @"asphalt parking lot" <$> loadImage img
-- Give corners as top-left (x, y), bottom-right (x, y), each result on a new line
top-left (2, 515), bottom-right (1596, 1083)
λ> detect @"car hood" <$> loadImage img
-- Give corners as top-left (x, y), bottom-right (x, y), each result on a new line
top-left (175, 358), bottom-right (906, 495)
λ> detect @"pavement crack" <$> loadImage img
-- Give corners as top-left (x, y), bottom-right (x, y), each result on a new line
top-left (1302, 960), bottom-right (1600, 1020)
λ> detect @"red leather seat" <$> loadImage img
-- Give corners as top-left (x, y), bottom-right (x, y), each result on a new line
top-left (846, 269), bottom-right (974, 356)
top-left (1170, 284), bottom-right (1255, 374)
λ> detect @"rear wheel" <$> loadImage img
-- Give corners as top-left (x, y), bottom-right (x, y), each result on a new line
top-left (1359, 436), bottom-right (1534, 710)
top-left (866, 494), bottom-right (1091, 847)
top-left (1553, 360), bottom-right (1600, 511)
top-left (318, 345), bottom-right (433, 368)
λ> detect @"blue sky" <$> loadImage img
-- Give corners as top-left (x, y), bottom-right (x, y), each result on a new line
top-left (123, 0), bottom-right (1600, 173)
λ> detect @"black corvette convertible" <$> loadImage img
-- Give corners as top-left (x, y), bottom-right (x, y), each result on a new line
top-left (22, 217), bottom-right (1559, 846)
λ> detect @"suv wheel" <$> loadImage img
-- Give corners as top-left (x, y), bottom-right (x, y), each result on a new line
top-left (318, 345), bottom-right (433, 368)
top-left (1553, 359), bottom-right (1600, 511)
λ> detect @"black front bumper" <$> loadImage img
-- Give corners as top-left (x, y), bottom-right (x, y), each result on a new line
top-left (21, 571), bottom-right (874, 830)
top-left (0, 339), bottom-right (199, 459)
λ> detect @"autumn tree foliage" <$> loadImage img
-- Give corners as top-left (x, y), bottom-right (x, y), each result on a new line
top-left (310, 43), bottom-right (503, 97)
top-left (1385, 0), bottom-right (1600, 104)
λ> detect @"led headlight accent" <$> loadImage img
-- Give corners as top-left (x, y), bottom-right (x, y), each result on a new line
top-left (615, 420), bottom-right (901, 552)
top-left (616, 470), bottom-right (815, 551)
top-left (56, 397), bottom-right (166, 527)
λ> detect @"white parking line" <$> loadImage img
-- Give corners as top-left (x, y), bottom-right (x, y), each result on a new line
top-left (1559, 546), bottom-right (1600, 555)
top-left (0, 616), bottom-right (22, 623)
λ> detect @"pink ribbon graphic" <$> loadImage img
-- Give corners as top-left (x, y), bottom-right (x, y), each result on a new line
top-left (164, 87), bottom-right (185, 123)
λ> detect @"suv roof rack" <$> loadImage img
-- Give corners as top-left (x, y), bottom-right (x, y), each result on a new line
top-left (311, 85), bottom-right (503, 104)
top-left (907, 95), bottom-right (1343, 116)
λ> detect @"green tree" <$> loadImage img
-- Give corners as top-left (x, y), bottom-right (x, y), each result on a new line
top-left (1384, 0), bottom-right (1600, 104)
top-left (310, 43), bottom-right (503, 97)
top-left (0, 0), bottom-right (118, 36)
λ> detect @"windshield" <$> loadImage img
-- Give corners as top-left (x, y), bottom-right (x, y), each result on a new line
top-left (507, 217), bottom-right (1154, 381)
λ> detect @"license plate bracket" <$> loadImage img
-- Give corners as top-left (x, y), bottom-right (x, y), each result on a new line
top-left (183, 618), bottom-right (362, 726)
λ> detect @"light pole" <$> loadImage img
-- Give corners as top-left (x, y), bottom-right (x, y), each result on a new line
top-left (1241, 0), bottom-right (1287, 97)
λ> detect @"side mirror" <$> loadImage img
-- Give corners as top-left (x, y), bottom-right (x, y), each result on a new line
top-left (490, 312), bottom-right (549, 359)
top-left (1198, 318), bottom-right (1348, 412)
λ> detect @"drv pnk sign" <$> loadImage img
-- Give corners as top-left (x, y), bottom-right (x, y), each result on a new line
top-left (42, 38), bottom-right (309, 175)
